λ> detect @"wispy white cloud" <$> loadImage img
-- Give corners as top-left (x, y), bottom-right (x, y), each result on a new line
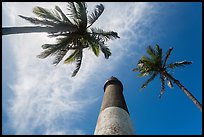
top-left (2, 2), bottom-right (157, 135)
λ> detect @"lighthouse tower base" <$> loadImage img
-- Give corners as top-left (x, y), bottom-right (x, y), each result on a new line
top-left (94, 106), bottom-right (134, 135)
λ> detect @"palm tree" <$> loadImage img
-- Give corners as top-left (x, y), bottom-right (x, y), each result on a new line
top-left (2, 2), bottom-right (120, 77)
top-left (132, 44), bottom-right (202, 112)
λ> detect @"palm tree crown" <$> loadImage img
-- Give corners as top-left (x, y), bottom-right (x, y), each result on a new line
top-left (18, 2), bottom-right (120, 77)
top-left (133, 44), bottom-right (192, 97)
top-left (133, 44), bottom-right (202, 112)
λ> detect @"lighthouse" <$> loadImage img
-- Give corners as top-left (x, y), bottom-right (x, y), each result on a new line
top-left (94, 76), bottom-right (135, 135)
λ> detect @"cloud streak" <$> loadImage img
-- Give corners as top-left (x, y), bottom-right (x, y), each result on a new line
top-left (2, 2), bottom-right (157, 135)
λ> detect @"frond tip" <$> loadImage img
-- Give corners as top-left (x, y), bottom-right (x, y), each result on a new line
top-left (167, 61), bottom-right (192, 69)
top-left (87, 4), bottom-right (104, 28)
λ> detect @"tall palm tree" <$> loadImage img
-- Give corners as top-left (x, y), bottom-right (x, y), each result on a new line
top-left (132, 44), bottom-right (202, 112)
top-left (2, 2), bottom-right (120, 77)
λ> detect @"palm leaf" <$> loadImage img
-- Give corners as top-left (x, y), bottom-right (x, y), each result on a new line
top-left (159, 75), bottom-right (165, 99)
top-left (72, 49), bottom-right (83, 77)
top-left (33, 6), bottom-right (61, 23)
top-left (54, 5), bottom-right (73, 24)
top-left (137, 72), bottom-right (150, 77)
top-left (67, 2), bottom-right (79, 25)
top-left (155, 44), bottom-right (162, 59)
top-left (167, 61), bottom-right (192, 69)
top-left (90, 43), bottom-right (100, 57)
top-left (162, 47), bottom-right (173, 68)
top-left (56, 35), bottom-right (76, 48)
top-left (64, 50), bottom-right (79, 64)
top-left (41, 44), bottom-right (57, 49)
top-left (37, 48), bottom-right (56, 59)
top-left (99, 44), bottom-right (111, 59)
top-left (132, 67), bottom-right (139, 72)
top-left (76, 2), bottom-right (87, 29)
top-left (87, 34), bottom-right (111, 59)
top-left (146, 45), bottom-right (157, 61)
top-left (90, 28), bottom-right (120, 41)
top-left (87, 4), bottom-right (104, 28)
top-left (167, 78), bottom-right (173, 88)
top-left (53, 49), bottom-right (68, 65)
top-left (141, 72), bottom-right (158, 89)
top-left (19, 15), bottom-right (56, 26)
top-left (67, 2), bottom-right (87, 28)
top-left (37, 44), bottom-right (62, 59)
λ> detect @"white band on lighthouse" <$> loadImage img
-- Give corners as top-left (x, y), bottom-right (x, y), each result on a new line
top-left (94, 106), bottom-right (134, 135)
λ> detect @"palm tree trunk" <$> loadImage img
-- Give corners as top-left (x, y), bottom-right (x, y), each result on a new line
top-left (2, 26), bottom-right (76, 35)
top-left (163, 71), bottom-right (202, 112)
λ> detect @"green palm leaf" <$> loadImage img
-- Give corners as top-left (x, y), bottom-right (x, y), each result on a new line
top-left (37, 44), bottom-right (61, 58)
top-left (155, 44), bottom-right (162, 63)
top-left (167, 78), bottom-right (173, 88)
top-left (19, 15), bottom-right (56, 26)
top-left (67, 2), bottom-right (87, 28)
top-left (64, 50), bottom-right (79, 64)
top-left (99, 44), bottom-right (111, 59)
top-left (141, 72), bottom-right (158, 89)
top-left (53, 49), bottom-right (68, 65)
top-left (146, 45), bottom-right (157, 61)
top-left (137, 72), bottom-right (150, 77)
top-left (87, 4), bottom-right (104, 28)
top-left (167, 61), bottom-right (192, 69)
top-left (90, 43), bottom-right (100, 57)
top-left (90, 28), bottom-right (120, 41)
top-left (54, 5), bottom-right (73, 24)
top-left (132, 67), bottom-right (139, 72)
top-left (159, 75), bottom-right (165, 99)
top-left (162, 47), bottom-right (173, 68)
top-left (33, 6), bottom-right (61, 23)
top-left (72, 49), bottom-right (83, 77)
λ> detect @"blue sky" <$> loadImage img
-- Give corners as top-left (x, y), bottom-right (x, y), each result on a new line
top-left (2, 2), bottom-right (202, 135)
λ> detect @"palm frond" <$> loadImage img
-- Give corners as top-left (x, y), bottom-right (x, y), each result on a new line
top-left (146, 45), bottom-right (157, 60)
top-left (167, 61), bottom-right (192, 69)
top-left (90, 43), bottom-right (100, 57)
top-left (87, 4), bottom-right (104, 28)
top-left (33, 6), bottom-right (61, 23)
top-left (67, 2), bottom-right (87, 28)
top-left (67, 2), bottom-right (79, 25)
top-left (37, 49), bottom-right (55, 59)
top-left (162, 47), bottom-right (173, 68)
top-left (64, 50), bottom-right (79, 64)
top-left (37, 44), bottom-right (60, 58)
top-left (155, 44), bottom-right (162, 60)
top-left (86, 34), bottom-right (111, 59)
top-left (19, 15), bottom-right (56, 26)
top-left (141, 72), bottom-right (158, 89)
top-left (140, 56), bottom-right (152, 64)
top-left (76, 2), bottom-right (87, 29)
top-left (140, 56), bottom-right (157, 71)
top-left (54, 6), bottom-right (73, 24)
top-left (132, 67), bottom-right (139, 72)
top-left (42, 44), bottom-right (57, 49)
top-left (55, 35), bottom-right (75, 48)
top-left (167, 78), bottom-right (173, 88)
top-left (72, 49), bottom-right (83, 77)
top-left (90, 28), bottom-right (120, 41)
top-left (53, 49), bottom-right (68, 65)
top-left (137, 72), bottom-right (150, 77)
top-left (159, 75), bottom-right (165, 99)
top-left (99, 44), bottom-right (111, 59)
top-left (38, 35), bottom-right (75, 59)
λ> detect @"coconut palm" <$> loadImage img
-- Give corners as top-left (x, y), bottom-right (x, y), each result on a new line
top-left (132, 44), bottom-right (202, 112)
top-left (2, 2), bottom-right (120, 77)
